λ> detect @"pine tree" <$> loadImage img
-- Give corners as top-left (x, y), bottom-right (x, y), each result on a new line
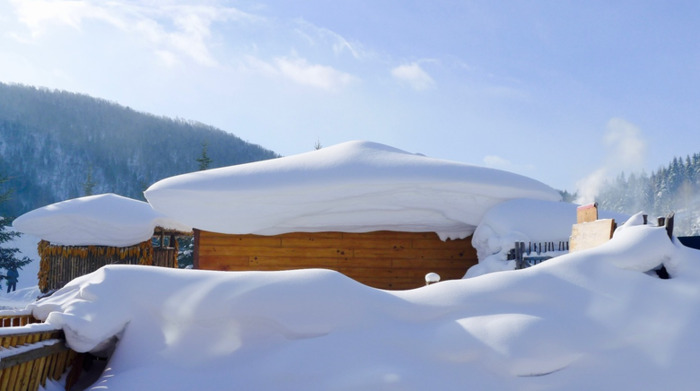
top-left (196, 142), bottom-right (213, 171)
top-left (83, 165), bottom-right (96, 196)
top-left (0, 177), bottom-right (32, 289)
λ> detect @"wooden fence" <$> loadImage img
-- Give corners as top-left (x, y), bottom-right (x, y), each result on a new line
top-left (508, 241), bottom-right (570, 270)
top-left (153, 248), bottom-right (178, 268)
top-left (0, 312), bottom-right (40, 328)
top-left (0, 310), bottom-right (81, 391)
top-left (39, 239), bottom-right (179, 293)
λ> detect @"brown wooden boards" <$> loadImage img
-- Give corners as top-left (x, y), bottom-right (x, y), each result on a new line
top-left (196, 230), bottom-right (478, 290)
top-left (577, 203), bottom-right (599, 223)
top-left (570, 219), bottom-right (615, 252)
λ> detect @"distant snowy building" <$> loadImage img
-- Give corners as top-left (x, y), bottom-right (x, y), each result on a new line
top-left (145, 141), bottom-right (560, 289)
top-left (12, 193), bottom-right (191, 292)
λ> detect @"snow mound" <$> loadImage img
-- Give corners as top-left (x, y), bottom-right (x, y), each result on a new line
top-left (27, 222), bottom-right (700, 390)
top-left (468, 199), bottom-right (628, 276)
top-left (145, 141), bottom-right (560, 240)
top-left (12, 193), bottom-right (191, 247)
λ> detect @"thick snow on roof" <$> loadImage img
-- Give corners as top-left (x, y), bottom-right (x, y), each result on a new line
top-left (28, 220), bottom-right (700, 390)
top-left (12, 193), bottom-right (191, 247)
top-left (145, 141), bottom-right (560, 239)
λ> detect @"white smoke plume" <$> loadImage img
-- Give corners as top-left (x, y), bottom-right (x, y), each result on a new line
top-left (576, 118), bottom-right (647, 204)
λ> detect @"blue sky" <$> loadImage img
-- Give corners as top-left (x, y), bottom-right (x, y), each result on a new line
top-left (1, 1), bottom-right (698, 194)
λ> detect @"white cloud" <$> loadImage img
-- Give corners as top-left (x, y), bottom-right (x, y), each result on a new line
top-left (155, 50), bottom-right (179, 68)
top-left (240, 55), bottom-right (279, 77)
top-left (11, 0), bottom-right (124, 36)
top-left (293, 19), bottom-right (367, 60)
top-left (391, 62), bottom-right (435, 91)
top-left (237, 54), bottom-right (356, 91)
top-left (274, 57), bottom-right (355, 91)
top-left (8, 0), bottom-right (258, 67)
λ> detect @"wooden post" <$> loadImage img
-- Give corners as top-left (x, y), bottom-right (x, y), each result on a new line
top-left (665, 212), bottom-right (675, 240)
top-left (515, 242), bottom-right (525, 269)
top-left (193, 229), bottom-right (201, 270)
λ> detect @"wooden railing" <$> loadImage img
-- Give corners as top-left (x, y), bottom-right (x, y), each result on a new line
top-left (0, 310), bottom-right (80, 391)
top-left (0, 311), bottom-right (41, 328)
top-left (508, 241), bottom-right (570, 270)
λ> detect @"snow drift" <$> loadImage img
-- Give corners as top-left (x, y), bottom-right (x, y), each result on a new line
top-left (144, 141), bottom-right (561, 240)
top-left (27, 221), bottom-right (700, 390)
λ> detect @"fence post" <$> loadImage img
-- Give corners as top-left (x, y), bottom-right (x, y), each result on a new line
top-left (665, 212), bottom-right (675, 240)
top-left (515, 242), bottom-right (525, 270)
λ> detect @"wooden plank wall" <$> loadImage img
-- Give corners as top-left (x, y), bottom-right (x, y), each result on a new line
top-left (196, 230), bottom-right (477, 290)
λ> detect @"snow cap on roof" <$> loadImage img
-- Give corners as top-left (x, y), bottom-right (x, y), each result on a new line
top-left (13, 193), bottom-right (191, 247)
top-left (145, 141), bottom-right (561, 239)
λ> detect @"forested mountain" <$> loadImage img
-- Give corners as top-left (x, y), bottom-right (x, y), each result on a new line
top-left (596, 154), bottom-right (700, 235)
top-left (0, 82), bottom-right (279, 218)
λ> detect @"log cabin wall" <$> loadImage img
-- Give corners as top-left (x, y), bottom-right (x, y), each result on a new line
top-left (194, 230), bottom-right (478, 290)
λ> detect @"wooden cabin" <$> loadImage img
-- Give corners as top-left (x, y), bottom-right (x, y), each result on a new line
top-left (194, 230), bottom-right (477, 290)
top-left (145, 141), bottom-right (562, 291)
top-left (37, 227), bottom-right (184, 293)
top-left (13, 193), bottom-right (193, 293)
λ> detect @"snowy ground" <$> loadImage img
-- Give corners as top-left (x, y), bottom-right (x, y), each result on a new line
top-left (0, 230), bottom-right (41, 310)
top-left (19, 218), bottom-right (700, 391)
top-left (7, 142), bottom-right (699, 390)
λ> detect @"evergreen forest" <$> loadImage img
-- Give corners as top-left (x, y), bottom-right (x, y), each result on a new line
top-left (595, 154), bottom-right (700, 235)
top-left (0, 82), bottom-right (279, 218)
top-left (1, 82), bottom-right (698, 237)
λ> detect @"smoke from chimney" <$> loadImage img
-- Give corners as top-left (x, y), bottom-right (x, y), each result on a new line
top-left (576, 118), bottom-right (647, 204)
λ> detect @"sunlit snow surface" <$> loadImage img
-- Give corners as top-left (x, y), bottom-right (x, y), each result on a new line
top-left (144, 141), bottom-right (560, 239)
top-left (28, 222), bottom-right (700, 390)
top-left (12, 193), bottom-right (190, 247)
top-left (468, 199), bottom-right (629, 276)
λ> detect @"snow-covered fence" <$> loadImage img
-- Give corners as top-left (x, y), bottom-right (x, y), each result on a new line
top-left (0, 310), bottom-right (81, 391)
top-left (508, 241), bottom-right (569, 269)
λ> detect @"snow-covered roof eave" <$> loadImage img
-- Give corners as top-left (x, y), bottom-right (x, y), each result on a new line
top-left (12, 193), bottom-right (192, 247)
